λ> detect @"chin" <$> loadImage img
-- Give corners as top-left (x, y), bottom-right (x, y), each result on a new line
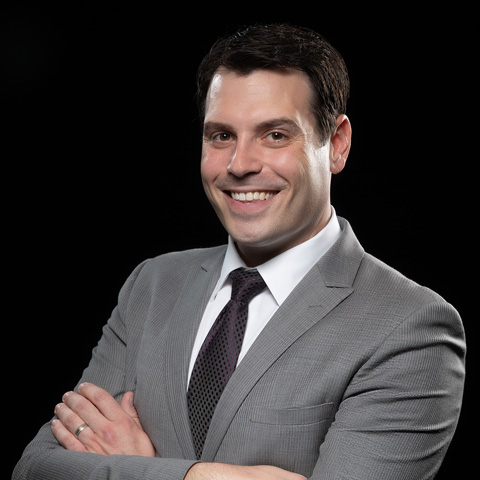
top-left (227, 223), bottom-right (270, 245)
top-left (230, 230), bottom-right (283, 252)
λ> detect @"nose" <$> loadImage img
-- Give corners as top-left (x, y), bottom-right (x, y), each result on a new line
top-left (227, 138), bottom-right (262, 177)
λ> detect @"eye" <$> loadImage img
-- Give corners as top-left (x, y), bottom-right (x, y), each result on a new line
top-left (267, 132), bottom-right (285, 141)
top-left (213, 132), bottom-right (232, 142)
top-left (264, 131), bottom-right (291, 146)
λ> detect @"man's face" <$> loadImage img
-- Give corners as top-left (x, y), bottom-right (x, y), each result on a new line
top-left (201, 68), bottom-right (339, 266)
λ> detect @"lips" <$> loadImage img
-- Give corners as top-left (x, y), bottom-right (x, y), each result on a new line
top-left (230, 191), bottom-right (277, 202)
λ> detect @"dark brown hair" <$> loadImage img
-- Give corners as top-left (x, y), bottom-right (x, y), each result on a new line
top-left (196, 24), bottom-right (350, 144)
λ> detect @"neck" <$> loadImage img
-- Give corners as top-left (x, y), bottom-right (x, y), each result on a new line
top-left (235, 208), bottom-right (333, 267)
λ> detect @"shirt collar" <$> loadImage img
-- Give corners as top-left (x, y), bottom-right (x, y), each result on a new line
top-left (211, 207), bottom-right (341, 306)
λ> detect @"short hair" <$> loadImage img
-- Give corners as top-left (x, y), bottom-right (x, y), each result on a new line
top-left (196, 24), bottom-right (350, 144)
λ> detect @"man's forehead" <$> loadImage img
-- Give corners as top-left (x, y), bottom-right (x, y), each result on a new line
top-left (204, 68), bottom-right (315, 126)
top-left (207, 67), bottom-right (311, 93)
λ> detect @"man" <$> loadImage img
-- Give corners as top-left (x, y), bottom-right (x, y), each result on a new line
top-left (13, 24), bottom-right (465, 480)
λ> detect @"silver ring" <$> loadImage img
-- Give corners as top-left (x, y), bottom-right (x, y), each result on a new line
top-left (74, 422), bottom-right (89, 437)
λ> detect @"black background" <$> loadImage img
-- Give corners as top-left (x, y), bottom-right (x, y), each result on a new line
top-left (4, 2), bottom-right (474, 478)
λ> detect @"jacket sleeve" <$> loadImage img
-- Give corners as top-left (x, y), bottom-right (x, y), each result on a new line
top-left (12, 260), bottom-right (198, 480)
top-left (309, 300), bottom-right (466, 480)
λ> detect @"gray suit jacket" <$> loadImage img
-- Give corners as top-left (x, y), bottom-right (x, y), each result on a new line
top-left (13, 218), bottom-right (466, 480)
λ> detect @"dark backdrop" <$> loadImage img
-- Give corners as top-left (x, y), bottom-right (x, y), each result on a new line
top-left (4, 3), bottom-right (474, 478)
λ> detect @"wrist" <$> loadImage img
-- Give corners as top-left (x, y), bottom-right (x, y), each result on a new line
top-left (184, 462), bottom-right (206, 480)
top-left (184, 462), bottom-right (237, 480)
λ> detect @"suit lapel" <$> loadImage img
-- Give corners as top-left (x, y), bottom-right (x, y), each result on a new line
top-left (163, 251), bottom-right (224, 459)
top-left (202, 218), bottom-right (364, 461)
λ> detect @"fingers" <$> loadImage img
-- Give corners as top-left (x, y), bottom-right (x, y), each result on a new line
top-left (51, 417), bottom-right (87, 452)
top-left (58, 383), bottom-right (128, 424)
top-left (56, 389), bottom-right (104, 433)
top-left (53, 400), bottom-right (107, 455)
top-left (52, 402), bottom-right (89, 453)
top-left (53, 385), bottom-right (113, 443)
top-left (53, 384), bottom-right (156, 457)
top-left (54, 385), bottom-right (134, 443)
top-left (53, 387), bottom-right (115, 455)
top-left (77, 383), bottom-right (124, 422)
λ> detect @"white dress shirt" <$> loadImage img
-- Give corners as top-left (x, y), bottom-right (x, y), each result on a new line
top-left (187, 207), bottom-right (341, 384)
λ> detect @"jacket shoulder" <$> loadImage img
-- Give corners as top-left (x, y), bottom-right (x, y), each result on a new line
top-left (359, 253), bottom-right (444, 302)
top-left (354, 252), bottom-right (461, 330)
top-left (149, 245), bottom-right (227, 270)
top-left (121, 245), bottom-right (226, 294)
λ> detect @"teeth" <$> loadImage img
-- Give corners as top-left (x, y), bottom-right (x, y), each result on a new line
top-left (231, 191), bottom-right (276, 201)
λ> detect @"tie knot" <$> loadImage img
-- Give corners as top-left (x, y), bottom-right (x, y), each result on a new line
top-left (229, 267), bottom-right (266, 305)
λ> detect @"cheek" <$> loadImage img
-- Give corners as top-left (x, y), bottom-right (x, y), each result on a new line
top-left (263, 149), bottom-right (299, 183)
top-left (200, 148), bottom-right (231, 210)
top-left (301, 145), bottom-right (331, 188)
top-left (200, 149), bottom-right (218, 189)
top-left (200, 147), bottom-right (228, 182)
top-left (270, 150), bottom-right (314, 192)
top-left (281, 149), bottom-right (331, 208)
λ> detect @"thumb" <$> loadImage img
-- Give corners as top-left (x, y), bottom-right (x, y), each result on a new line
top-left (120, 391), bottom-right (139, 420)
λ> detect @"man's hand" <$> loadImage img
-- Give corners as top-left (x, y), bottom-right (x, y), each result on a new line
top-left (52, 384), bottom-right (305, 479)
top-left (52, 382), bottom-right (156, 457)
top-left (185, 462), bottom-right (307, 480)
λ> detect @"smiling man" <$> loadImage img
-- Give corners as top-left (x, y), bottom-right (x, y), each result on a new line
top-left (13, 24), bottom-right (465, 480)
top-left (201, 68), bottom-right (349, 267)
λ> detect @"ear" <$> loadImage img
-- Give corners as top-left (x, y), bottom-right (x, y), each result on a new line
top-left (330, 114), bottom-right (352, 175)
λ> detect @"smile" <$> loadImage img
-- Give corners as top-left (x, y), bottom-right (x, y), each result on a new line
top-left (230, 191), bottom-right (277, 202)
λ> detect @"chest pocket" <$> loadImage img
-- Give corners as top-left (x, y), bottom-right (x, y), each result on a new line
top-left (249, 402), bottom-right (334, 426)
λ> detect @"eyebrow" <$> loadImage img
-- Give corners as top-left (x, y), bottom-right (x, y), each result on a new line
top-left (203, 117), bottom-right (302, 136)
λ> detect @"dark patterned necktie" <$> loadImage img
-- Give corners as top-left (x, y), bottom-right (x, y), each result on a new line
top-left (187, 267), bottom-right (267, 459)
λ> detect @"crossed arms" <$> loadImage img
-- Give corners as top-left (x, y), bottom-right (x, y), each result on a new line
top-left (13, 303), bottom-right (465, 480)
top-left (12, 258), bottom-right (466, 480)
top-left (50, 382), bottom-right (304, 480)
